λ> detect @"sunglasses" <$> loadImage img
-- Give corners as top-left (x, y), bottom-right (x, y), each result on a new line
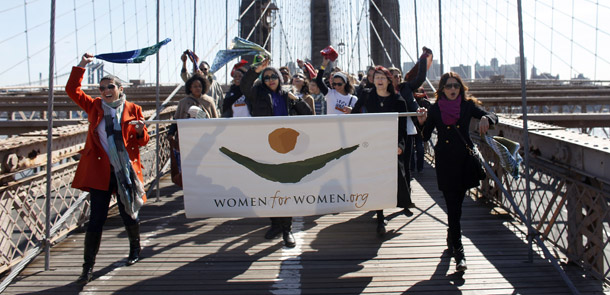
top-left (263, 74), bottom-right (279, 82)
top-left (444, 83), bottom-right (461, 89)
top-left (332, 82), bottom-right (344, 87)
top-left (99, 84), bottom-right (117, 91)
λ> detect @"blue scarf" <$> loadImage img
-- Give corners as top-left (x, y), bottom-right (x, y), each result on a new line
top-left (102, 94), bottom-right (145, 219)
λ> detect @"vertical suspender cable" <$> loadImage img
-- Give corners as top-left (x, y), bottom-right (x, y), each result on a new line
top-left (122, 0), bottom-right (129, 79)
top-left (45, 0), bottom-right (57, 271)
top-left (73, 0), bottom-right (80, 67)
top-left (225, 0), bottom-right (228, 85)
top-left (193, 0), bottom-right (197, 53)
top-left (24, 0), bottom-right (32, 85)
top-left (438, 0), bottom-right (443, 74)
top-left (570, 0), bottom-right (574, 79)
top-left (155, 0), bottom-right (160, 202)
top-left (366, 0), bottom-right (372, 66)
top-left (108, 0), bottom-right (115, 74)
top-left (357, 0), bottom-right (361, 71)
top-left (414, 0), bottom-right (419, 57)
top-left (92, 0), bottom-right (98, 54)
top-left (516, 0), bottom-right (533, 265)
top-left (594, 0), bottom-right (599, 80)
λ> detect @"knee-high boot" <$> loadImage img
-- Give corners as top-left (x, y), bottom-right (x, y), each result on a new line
top-left (125, 223), bottom-right (141, 266)
top-left (76, 231), bottom-right (102, 284)
top-left (452, 238), bottom-right (467, 272)
top-left (376, 210), bottom-right (386, 237)
top-left (446, 229), bottom-right (454, 255)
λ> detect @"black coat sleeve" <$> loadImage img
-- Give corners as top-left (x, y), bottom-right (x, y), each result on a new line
top-left (240, 68), bottom-right (259, 105)
top-left (315, 67), bottom-right (329, 96)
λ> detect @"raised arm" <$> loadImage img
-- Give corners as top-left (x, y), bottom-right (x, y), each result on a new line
top-left (65, 53), bottom-right (97, 114)
top-left (314, 57), bottom-right (330, 95)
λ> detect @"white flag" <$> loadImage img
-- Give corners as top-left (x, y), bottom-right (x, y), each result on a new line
top-left (177, 113), bottom-right (398, 218)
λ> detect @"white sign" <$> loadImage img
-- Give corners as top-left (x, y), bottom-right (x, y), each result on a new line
top-left (177, 113), bottom-right (398, 218)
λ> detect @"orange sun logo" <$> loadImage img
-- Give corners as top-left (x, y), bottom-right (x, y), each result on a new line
top-left (268, 128), bottom-right (299, 154)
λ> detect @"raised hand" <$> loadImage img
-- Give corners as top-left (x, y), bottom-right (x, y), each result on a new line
top-left (78, 53), bottom-right (94, 67)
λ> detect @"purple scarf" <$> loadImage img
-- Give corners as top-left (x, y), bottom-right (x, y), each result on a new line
top-left (438, 95), bottom-right (461, 125)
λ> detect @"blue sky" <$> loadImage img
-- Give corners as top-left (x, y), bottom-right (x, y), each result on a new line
top-left (0, 0), bottom-right (608, 87)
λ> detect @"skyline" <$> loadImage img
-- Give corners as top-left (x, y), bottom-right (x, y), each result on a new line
top-left (0, 0), bottom-right (608, 87)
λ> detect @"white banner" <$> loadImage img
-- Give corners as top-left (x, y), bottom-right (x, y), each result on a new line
top-left (177, 113), bottom-right (397, 218)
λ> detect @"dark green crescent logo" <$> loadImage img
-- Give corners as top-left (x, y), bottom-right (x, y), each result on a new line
top-left (219, 145), bottom-right (359, 183)
top-left (219, 127), bottom-right (359, 183)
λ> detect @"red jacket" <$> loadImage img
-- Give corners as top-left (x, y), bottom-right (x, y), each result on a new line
top-left (66, 66), bottom-right (149, 200)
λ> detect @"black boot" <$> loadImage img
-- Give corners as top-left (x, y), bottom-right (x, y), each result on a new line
top-left (125, 223), bottom-right (141, 266)
top-left (265, 218), bottom-right (283, 239)
top-left (281, 219), bottom-right (296, 248)
top-left (282, 230), bottom-right (296, 248)
top-left (76, 231), bottom-right (102, 284)
top-left (446, 229), bottom-right (454, 256)
top-left (376, 211), bottom-right (386, 237)
top-left (453, 243), bottom-right (467, 272)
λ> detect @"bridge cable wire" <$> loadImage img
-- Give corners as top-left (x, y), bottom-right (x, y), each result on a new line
top-left (368, 19), bottom-right (394, 68)
top-left (369, 0), bottom-right (436, 92)
top-left (347, 0), bottom-right (369, 73)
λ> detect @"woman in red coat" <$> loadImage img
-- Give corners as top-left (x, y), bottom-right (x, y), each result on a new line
top-left (66, 53), bottom-right (150, 284)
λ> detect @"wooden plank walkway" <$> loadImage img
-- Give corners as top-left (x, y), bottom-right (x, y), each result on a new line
top-left (2, 164), bottom-right (607, 294)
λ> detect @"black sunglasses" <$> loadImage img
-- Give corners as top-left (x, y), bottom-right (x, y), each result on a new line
top-left (263, 74), bottom-right (279, 82)
top-left (332, 82), bottom-right (344, 87)
top-left (99, 84), bottom-right (117, 91)
top-left (444, 82), bottom-right (461, 89)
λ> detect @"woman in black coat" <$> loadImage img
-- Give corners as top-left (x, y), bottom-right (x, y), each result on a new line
top-left (419, 72), bottom-right (498, 272)
top-left (352, 66), bottom-right (415, 238)
top-left (240, 58), bottom-right (312, 248)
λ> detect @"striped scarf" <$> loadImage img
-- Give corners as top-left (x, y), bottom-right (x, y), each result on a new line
top-left (102, 95), bottom-right (145, 219)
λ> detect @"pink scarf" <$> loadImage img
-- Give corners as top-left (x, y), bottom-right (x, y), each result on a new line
top-left (438, 95), bottom-right (461, 125)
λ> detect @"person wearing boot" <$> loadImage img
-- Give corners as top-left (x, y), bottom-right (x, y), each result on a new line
top-left (419, 72), bottom-right (497, 272)
top-left (352, 66), bottom-right (417, 237)
top-left (66, 53), bottom-right (149, 284)
top-left (240, 57), bottom-right (312, 248)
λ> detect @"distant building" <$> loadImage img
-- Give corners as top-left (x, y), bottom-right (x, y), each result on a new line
top-left (450, 64), bottom-right (472, 80)
top-left (531, 66), bottom-right (559, 80)
top-left (475, 57), bottom-right (526, 80)
top-left (403, 60), bottom-right (440, 80)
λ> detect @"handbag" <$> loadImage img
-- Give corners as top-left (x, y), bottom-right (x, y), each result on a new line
top-left (453, 125), bottom-right (486, 181)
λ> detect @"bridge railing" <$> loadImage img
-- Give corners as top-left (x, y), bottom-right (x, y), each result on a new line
top-left (0, 114), bottom-right (173, 279)
top-left (425, 116), bottom-right (610, 285)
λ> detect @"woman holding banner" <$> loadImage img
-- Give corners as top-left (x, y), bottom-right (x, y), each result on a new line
top-left (66, 53), bottom-right (149, 284)
top-left (352, 66), bottom-right (418, 238)
top-left (240, 57), bottom-right (312, 248)
top-left (419, 72), bottom-right (498, 272)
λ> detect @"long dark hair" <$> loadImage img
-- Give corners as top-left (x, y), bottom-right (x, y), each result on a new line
top-left (332, 71), bottom-right (354, 94)
top-left (435, 72), bottom-right (480, 104)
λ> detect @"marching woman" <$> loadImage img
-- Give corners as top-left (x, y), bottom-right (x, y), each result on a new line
top-left (66, 53), bottom-right (149, 284)
top-left (240, 57), bottom-right (312, 248)
top-left (351, 66), bottom-right (418, 237)
top-left (313, 57), bottom-right (357, 114)
top-left (418, 72), bottom-right (498, 272)
top-left (222, 61), bottom-right (251, 118)
top-left (291, 72), bottom-right (316, 115)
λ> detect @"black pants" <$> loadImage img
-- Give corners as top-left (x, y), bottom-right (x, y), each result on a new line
top-left (442, 190), bottom-right (466, 247)
top-left (411, 134), bottom-right (424, 172)
top-left (88, 172), bottom-right (139, 233)
top-left (403, 135), bottom-right (415, 182)
top-left (270, 217), bottom-right (292, 231)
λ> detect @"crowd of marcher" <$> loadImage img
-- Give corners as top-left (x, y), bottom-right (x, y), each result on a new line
top-left (65, 43), bottom-right (497, 285)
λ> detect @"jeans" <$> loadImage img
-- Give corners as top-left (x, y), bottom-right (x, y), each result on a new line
top-left (87, 171), bottom-right (139, 232)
